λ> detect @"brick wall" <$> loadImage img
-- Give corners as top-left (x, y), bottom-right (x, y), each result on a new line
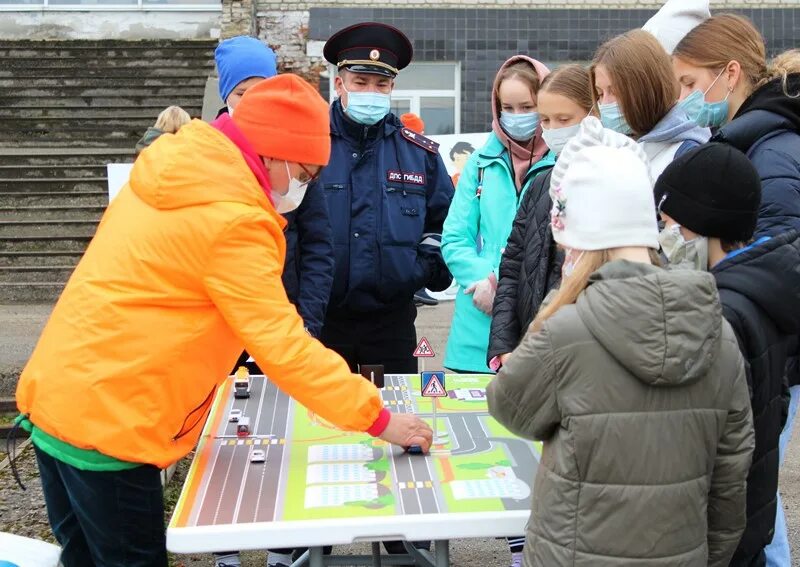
top-left (222, 0), bottom-right (256, 37)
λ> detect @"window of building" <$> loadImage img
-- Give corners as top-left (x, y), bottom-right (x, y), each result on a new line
top-left (329, 61), bottom-right (461, 135)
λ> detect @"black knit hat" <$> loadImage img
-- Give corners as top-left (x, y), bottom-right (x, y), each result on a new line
top-left (654, 143), bottom-right (761, 242)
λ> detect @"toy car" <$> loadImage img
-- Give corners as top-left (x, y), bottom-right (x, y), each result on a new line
top-left (250, 449), bottom-right (266, 463)
top-left (237, 416), bottom-right (251, 437)
top-left (228, 409), bottom-right (242, 423)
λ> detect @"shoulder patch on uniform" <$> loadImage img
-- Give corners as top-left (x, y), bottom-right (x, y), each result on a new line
top-left (400, 128), bottom-right (440, 154)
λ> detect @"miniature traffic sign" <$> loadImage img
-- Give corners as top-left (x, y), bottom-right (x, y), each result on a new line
top-left (421, 371), bottom-right (447, 397)
top-left (413, 337), bottom-right (436, 358)
top-left (421, 371), bottom-right (447, 445)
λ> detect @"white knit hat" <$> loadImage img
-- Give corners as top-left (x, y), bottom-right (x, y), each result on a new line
top-left (642, 0), bottom-right (710, 54)
top-left (549, 121), bottom-right (659, 251)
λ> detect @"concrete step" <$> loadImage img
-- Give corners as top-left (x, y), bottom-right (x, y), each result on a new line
top-left (0, 220), bottom-right (98, 238)
top-left (0, 106), bottom-right (202, 120)
top-left (0, 96), bottom-right (205, 109)
top-left (2, 68), bottom-right (210, 80)
top-left (0, 151), bottom-right (132, 166)
top-left (0, 251), bottom-right (84, 267)
top-left (0, 282), bottom-right (65, 303)
top-left (0, 192), bottom-right (109, 208)
top-left (0, 139), bottom-right (136, 149)
top-left (0, 235), bottom-right (93, 252)
top-left (0, 164), bottom-right (106, 179)
top-left (1, 206), bottom-right (105, 221)
top-left (3, 56), bottom-right (215, 70)
top-left (0, 45), bottom-right (216, 60)
top-left (0, 76), bottom-right (208, 88)
top-left (0, 116), bottom-right (177, 130)
top-left (9, 86), bottom-right (205, 98)
top-left (0, 178), bottom-right (108, 192)
top-left (0, 265), bottom-right (75, 283)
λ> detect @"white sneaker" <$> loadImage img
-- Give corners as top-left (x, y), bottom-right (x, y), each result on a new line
top-left (510, 551), bottom-right (524, 567)
top-left (266, 551), bottom-right (294, 567)
top-left (215, 553), bottom-right (241, 567)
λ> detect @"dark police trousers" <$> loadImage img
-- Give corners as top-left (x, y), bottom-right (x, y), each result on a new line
top-left (321, 302), bottom-right (419, 374)
top-left (35, 446), bottom-right (167, 567)
top-left (322, 301), bottom-right (429, 556)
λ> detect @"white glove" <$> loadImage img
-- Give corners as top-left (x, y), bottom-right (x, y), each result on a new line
top-left (464, 272), bottom-right (497, 315)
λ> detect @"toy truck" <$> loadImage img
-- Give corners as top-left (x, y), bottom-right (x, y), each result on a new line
top-left (233, 366), bottom-right (251, 399)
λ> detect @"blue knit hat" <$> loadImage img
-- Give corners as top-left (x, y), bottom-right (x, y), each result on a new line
top-left (215, 36), bottom-right (278, 103)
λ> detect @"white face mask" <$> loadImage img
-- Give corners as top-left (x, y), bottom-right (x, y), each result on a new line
top-left (541, 122), bottom-right (582, 155)
top-left (272, 160), bottom-right (309, 214)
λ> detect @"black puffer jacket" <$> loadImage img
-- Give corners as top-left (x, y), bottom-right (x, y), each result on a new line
top-left (713, 74), bottom-right (800, 389)
top-left (713, 231), bottom-right (800, 566)
top-left (488, 168), bottom-right (562, 363)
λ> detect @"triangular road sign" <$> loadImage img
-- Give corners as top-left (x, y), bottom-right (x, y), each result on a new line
top-left (413, 336), bottom-right (436, 358)
top-left (421, 372), bottom-right (447, 397)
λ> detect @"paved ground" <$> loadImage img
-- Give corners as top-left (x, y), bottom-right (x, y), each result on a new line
top-left (2, 301), bottom-right (798, 566)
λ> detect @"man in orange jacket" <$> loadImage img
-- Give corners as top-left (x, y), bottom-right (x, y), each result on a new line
top-left (14, 74), bottom-right (432, 567)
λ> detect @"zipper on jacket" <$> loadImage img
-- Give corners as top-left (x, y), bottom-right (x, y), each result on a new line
top-left (386, 187), bottom-right (425, 197)
top-left (172, 386), bottom-right (217, 441)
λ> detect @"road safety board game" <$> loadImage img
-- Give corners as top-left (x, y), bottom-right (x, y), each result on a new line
top-left (167, 374), bottom-right (541, 553)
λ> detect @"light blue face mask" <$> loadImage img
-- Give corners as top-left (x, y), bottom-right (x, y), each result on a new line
top-left (598, 102), bottom-right (632, 135)
top-left (677, 68), bottom-right (731, 128)
top-left (342, 86), bottom-right (391, 126)
top-left (500, 111), bottom-right (539, 142)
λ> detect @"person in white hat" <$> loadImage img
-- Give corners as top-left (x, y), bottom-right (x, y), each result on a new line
top-left (642, 0), bottom-right (710, 54)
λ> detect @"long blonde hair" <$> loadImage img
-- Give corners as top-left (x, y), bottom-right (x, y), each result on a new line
top-left (154, 105), bottom-right (191, 134)
top-left (529, 249), bottom-right (661, 334)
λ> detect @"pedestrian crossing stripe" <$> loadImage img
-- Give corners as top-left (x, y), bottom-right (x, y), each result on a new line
top-left (390, 400), bottom-right (397, 405)
top-left (225, 438), bottom-right (286, 446)
top-left (399, 481), bottom-right (434, 489)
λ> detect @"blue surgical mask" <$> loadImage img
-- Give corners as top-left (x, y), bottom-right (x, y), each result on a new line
top-left (599, 102), bottom-right (632, 135)
top-left (500, 111), bottom-right (539, 142)
top-left (541, 122), bottom-right (582, 155)
top-left (342, 86), bottom-right (391, 126)
top-left (677, 68), bottom-right (731, 128)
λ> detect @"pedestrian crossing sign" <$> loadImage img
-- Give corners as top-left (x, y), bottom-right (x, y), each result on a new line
top-left (421, 371), bottom-right (447, 397)
top-left (413, 336), bottom-right (436, 357)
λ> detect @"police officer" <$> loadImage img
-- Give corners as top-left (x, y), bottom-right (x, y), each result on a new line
top-left (319, 22), bottom-right (454, 376)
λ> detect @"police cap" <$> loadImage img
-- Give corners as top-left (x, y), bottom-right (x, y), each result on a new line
top-left (324, 22), bottom-right (413, 78)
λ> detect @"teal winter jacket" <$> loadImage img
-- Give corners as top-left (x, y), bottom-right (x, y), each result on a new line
top-left (442, 132), bottom-right (555, 372)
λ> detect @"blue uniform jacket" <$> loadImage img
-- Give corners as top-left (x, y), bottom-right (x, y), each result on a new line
top-left (282, 180), bottom-right (335, 337)
top-left (318, 101), bottom-right (454, 314)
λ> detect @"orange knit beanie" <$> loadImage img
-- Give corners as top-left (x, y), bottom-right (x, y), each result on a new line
top-left (232, 74), bottom-right (331, 166)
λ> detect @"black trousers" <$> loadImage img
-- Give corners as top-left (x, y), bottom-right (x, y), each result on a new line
top-left (35, 447), bottom-right (167, 567)
top-left (323, 302), bottom-right (427, 557)
top-left (321, 302), bottom-right (419, 374)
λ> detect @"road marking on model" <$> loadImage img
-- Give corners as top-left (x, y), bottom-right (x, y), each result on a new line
top-left (231, 376), bottom-right (270, 523)
top-left (209, 380), bottom-right (257, 523)
top-left (197, 389), bottom-right (236, 525)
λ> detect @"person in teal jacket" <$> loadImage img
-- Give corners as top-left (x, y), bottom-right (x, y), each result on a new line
top-left (442, 55), bottom-right (554, 375)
